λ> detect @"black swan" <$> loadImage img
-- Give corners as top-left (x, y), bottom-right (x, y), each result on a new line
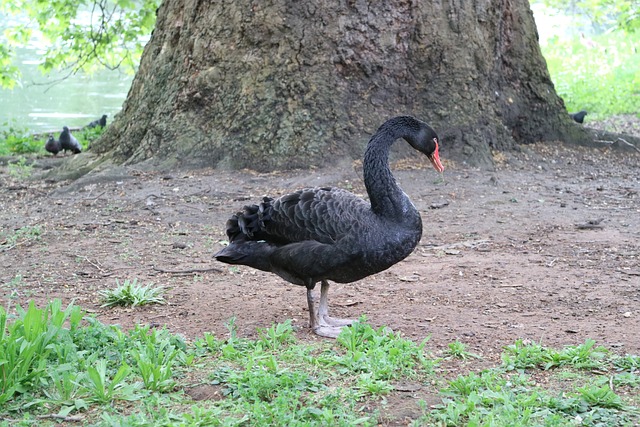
top-left (215, 116), bottom-right (444, 337)
top-left (45, 135), bottom-right (61, 155)
top-left (570, 110), bottom-right (587, 124)
top-left (87, 114), bottom-right (108, 128)
top-left (59, 126), bottom-right (82, 154)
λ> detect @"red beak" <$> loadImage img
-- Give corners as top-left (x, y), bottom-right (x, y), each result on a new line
top-left (428, 141), bottom-right (444, 173)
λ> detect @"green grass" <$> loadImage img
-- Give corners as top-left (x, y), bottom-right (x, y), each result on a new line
top-left (417, 339), bottom-right (640, 426)
top-left (1, 300), bottom-right (639, 426)
top-left (542, 30), bottom-right (640, 118)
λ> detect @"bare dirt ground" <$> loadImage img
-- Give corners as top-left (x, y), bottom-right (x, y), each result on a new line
top-left (1, 136), bottom-right (639, 368)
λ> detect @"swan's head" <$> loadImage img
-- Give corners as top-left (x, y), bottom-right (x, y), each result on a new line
top-left (408, 122), bottom-right (444, 173)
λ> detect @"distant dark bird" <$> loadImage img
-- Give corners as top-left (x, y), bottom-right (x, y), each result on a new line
top-left (44, 135), bottom-right (61, 156)
top-left (215, 116), bottom-right (445, 338)
top-left (570, 110), bottom-right (587, 124)
top-left (59, 126), bottom-right (82, 154)
top-left (86, 114), bottom-right (108, 128)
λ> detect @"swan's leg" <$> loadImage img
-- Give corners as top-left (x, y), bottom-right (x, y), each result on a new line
top-left (306, 287), bottom-right (318, 331)
top-left (318, 280), bottom-right (354, 327)
top-left (306, 288), bottom-right (335, 337)
top-left (307, 281), bottom-right (353, 338)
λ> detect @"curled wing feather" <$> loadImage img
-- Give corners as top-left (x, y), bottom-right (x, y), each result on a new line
top-left (227, 187), bottom-right (370, 245)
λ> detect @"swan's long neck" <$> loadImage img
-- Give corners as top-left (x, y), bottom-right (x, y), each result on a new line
top-left (363, 125), bottom-right (414, 219)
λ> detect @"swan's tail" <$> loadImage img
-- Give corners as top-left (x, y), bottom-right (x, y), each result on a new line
top-left (225, 197), bottom-right (273, 241)
top-left (214, 241), bottom-right (275, 272)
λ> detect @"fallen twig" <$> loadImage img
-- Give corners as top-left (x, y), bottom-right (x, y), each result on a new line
top-left (37, 414), bottom-right (84, 422)
top-left (429, 201), bottom-right (449, 209)
top-left (617, 270), bottom-right (640, 276)
top-left (575, 218), bottom-right (604, 230)
top-left (83, 190), bottom-right (107, 202)
top-left (153, 266), bottom-right (222, 275)
top-left (0, 239), bottom-right (32, 252)
top-left (148, 313), bottom-right (170, 320)
top-left (575, 223), bottom-right (604, 230)
top-left (67, 253), bottom-right (107, 273)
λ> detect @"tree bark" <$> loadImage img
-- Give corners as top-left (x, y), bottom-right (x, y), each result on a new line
top-left (88, 0), bottom-right (600, 172)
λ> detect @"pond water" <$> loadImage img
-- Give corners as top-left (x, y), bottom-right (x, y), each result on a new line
top-left (0, 48), bottom-right (133, 135)
top-left (0, 13), bottom-right (135, 136)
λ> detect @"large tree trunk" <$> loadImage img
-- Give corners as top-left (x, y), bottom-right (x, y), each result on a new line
top-left (90, 0), bottom-right (588, 172)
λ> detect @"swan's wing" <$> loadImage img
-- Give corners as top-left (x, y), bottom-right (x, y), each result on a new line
top-left (226, 187), bottom-right (370, 244)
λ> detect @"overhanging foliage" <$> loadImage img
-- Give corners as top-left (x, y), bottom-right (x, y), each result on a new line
top-left (0, 0), bottom-right (159, 88)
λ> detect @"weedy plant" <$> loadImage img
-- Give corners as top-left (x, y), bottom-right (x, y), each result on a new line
top-left (0, 300), bottom-right (83, 405)
top-left (80, 359), bottom-right (141, 404)
top-left (1, 225), bottom-right (42, 251)
top-left (0, 299), bottom-right (195, 423)
top-left (2, 274), bottom-right (25, 289)
top-left (501, 338), bottom-right (608, 371)
top-left (99, 278), bottom-right (165, 307)
top-left (0, 121), bottom-right (40, 155)
top-left (578, 384), bottom-right (627, 410)
top-left (130, 325), bottom-right (185, 392)
top-left (76, 126), bottom-right (105, 148)
top-left (444, 340), bottom-right (482, 360)
top-left (6, 157), bottom-right (34, 179)
top-left (613, 354), bottom-right (640, 372)
top-left (332, 319), bottom-right (435, 385)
